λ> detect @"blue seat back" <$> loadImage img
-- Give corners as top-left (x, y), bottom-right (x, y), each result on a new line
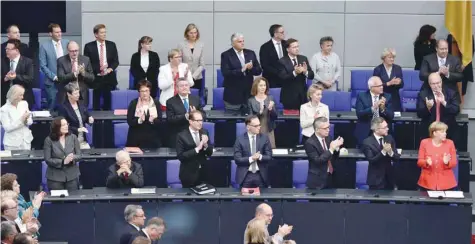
top-left (212, 88), bottom-right (224, 110)
top-left (321, 91), bottom-right (351, 111)
top-left (86, 123), bottom-right (93, 147)
top-left (190, 88), bottom-right (199, 98)
top-left (166, 160), bottom-right (182, 188)
top-left (111, 90), bottom-right (139, 110)
top-left (217, 69), bottom-right (224, 88)
top-left (88, 89), bottom-right (93, 110)
top-left (292, 160), bottom-right (309, 188)
top-left (32, 88), bottom-right (42, 111)
top-left (202, 122), bottom-right (215, 145)
top-left (230, 160), bottom-right (239, 188)
top-left (39, 70), bottom-right (45, 90)
top-left (113, 123), bottom-right (129, 148)
top-left (401, 70), bottom-right (422, 112)
top-left (350, 70), bottom-right (373, 108)
top-left (268, 88), bottom-right (284, 109)
top-left (236, 123), bottom-right (246, 138)
top-left (41, 161), bottom-right (48, 192)
top-left (355, 161), bottom-right (369, 189)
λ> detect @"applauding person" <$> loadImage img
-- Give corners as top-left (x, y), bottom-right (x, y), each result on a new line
top-left (300, 84), bottom-right (329, 144)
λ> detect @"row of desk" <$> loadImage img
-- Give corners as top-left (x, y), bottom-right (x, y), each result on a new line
top-left (2, 148), bottom-right (471, 200)
top-left (34, 187), bottom-right (472, 244)
top-left (29, 110), bottom-right (470, 151)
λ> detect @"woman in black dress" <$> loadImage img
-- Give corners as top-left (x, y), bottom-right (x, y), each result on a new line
top-left (414, 25), bottom-right (437, 70)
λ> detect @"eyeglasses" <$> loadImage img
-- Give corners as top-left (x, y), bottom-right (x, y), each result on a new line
top-left (429, 81), bottom-right (442, 85)
top-left (135, 214), bottom-right (145, 218)
top-left (139, 89), bottom-right (150, 93)
top-left (371, 84), bottom-right (383, 88)
top-left (191, 119), bottom-right (203, 122)
top-left (378, 126), bottom-right (389, 130)
top-left (249, 124), bottom-right (261, 128)
top-left (6, 205), bottom-right (18, 210)
top-left (69, 50), bottom-right (79, 53)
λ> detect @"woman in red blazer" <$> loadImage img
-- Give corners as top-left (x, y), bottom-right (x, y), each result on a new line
top-left (417, 121), bottom-right (458, 190)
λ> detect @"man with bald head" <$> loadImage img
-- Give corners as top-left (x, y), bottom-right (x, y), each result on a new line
top-left (1, 25), bottom-right (30, 59)
top-left (243, 203), bottom-right (293, 244)
top-left (355, 76), bottom-right (394, 146)
top-left (417, 72), bottom-right (460, 142)
top-left (56, 41), bottom-right (94, 108)
top-left (419, 39), bottom-right (463, 97)
top-left (106, 150), bottom-right (144, 188)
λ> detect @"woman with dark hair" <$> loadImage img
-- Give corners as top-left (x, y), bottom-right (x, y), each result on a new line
top-left (414, 24), bottom-right (437, 70)
top-left (130, 36), bottom-right (161, 98)
top-left (126, 80), bottom-right (162, 148)
top-left (447, 33), bottom-right (474, 105)
top-left (43, 116), bottom-right (81, 191)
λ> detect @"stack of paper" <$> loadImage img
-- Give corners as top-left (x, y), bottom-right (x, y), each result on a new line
top-left (427, 191), bottom-right (464, 199)
top-left (32, 111), bottom-right (51, 117)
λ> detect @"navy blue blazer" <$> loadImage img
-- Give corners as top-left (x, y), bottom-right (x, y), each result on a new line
top-left (355, 91), bottom-right (394, 146)
top-left (233, 133), bottom-right (272, 186)
top-left (58, 101), bottom-right (92, 138)
top-left (220, 48), bottom-right (262, 105)
top-left (373, 64), bottom-right (404, 112)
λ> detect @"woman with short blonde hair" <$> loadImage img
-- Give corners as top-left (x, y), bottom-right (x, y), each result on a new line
top-left (244, 218), bottom-right (268, 244)
top-left (373, 47), bottom-right (404, 111)
top-left (300, 84), bottom-right (329, 144)
top-left (178, 23), bottom-right (205, 95)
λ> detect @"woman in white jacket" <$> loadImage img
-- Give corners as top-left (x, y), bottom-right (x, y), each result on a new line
top-left (158, 48), bottom-right (194, 110)
top-left (0, 85), bottom-right (33, 150)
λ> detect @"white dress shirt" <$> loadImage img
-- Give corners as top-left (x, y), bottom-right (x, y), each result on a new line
top-left (10, 55), bottom-right (20, 72)
top-left (0, 100), bottom-right (33, 150)
top-left (140, 52), bottom-right (149, 72)
top-left (96, 41), bottom-right (108, 66)
top-left (272, 38), bottom-right (283, 59)
top-left (384, 65), bottom-right (392, 79)
top-left (52, 40), bottom-right (64, 58)
top-left (374, 134), bottom-right (394, 157)
top-left (309, 51), bottom-right (341, 90)
top-left (141, 229), bottom-right (151, 240)
top-left (247, 133), bottom-right (262, 171)
top-left (158, 63), bottom-right (194, 106)
top-left (300, 102), bottom-right (330, 137)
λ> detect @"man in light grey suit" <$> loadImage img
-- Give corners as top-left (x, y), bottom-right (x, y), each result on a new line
top-left (57, 41), bottom-right (94, 107)
top-left (39, 23), bottom-right (69, 111)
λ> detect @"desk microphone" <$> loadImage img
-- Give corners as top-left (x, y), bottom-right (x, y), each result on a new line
top-left (438, 195), bottom-right (444, 200)
top-left (60, 194), bottom-right (66, 198)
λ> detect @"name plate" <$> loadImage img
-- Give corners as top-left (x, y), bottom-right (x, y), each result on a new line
top-left (131, 188), bottom-right (156, 194)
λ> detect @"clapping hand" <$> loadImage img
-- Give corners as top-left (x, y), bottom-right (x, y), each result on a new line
top-left (278, 224), bottom-right (293, 237)
top-left (435, 91), bottom-right (445, 104)
top-left (301, 62), bottom-right (308, 73)
top-left (32, 191), bottom-right (46, 209)
top-left (78, 127), bottom-right (89, 133)
top-left (426, 156), bottom-right (432, 166)
top-left (268, 101), bottom-right (275, 111)
top-left (21, 111), bottom-right (30, 123)
top-left (379, 97), bottom-right (386, 110)
top-left (149, 113), bottom-right (157, 123)
top-left (78, 64), bottom-right (85, 75)
top-left (443, 153), bottom-right (451, 165)
top-left (246, 61), bottom-right (253, 70)
top-left (64, 153), bottom-right (74, 165)
top-left (88, 116), bottom-right (94, 124)
top-left (189, 105), bottom-right (197, 112)
top-left (329, 137), bottom-right (344, 151)
top-left (383, 142), bottom-right (392, 153)
top-left (439, 65), bottom-right (449, 76)
top-left (425, 97), bottom-right (434, 110)
top-left (251, 151), bottom-right (261, 161)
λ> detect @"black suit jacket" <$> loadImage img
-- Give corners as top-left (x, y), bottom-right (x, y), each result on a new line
top-left (373, 63), bottom-right (404, 112)
top-left (1, 41), bottom-right (31, 59)
top-left (233, 133), bottom-right (272, 186)
top-left (129, 230), bottom-right (158, 244)
top-left (126, 98), bottom-right (162, 149)
top-left (166, 94), bottom-right (203, 147)
top-left (56, 55), bottom-right (94, 106)
top-left (119, 223), bottom-right (141, 244)
top-left (419, 53), bottom-right (463, 91)
top-left (413, 40), bottom-right (436, 70)
top-left (83, 40), bottom-right (119, 88)
top-left (362, 134), bottom-right (400, 189)
top-left (176, 128), bottom-right (213, 187)
top-left (278, 55), bottom-right (314, 109)
top-left (259, 39), bottom-right (287, 88)
top-left (130, 51), bottom-right (160, 98)
top-left (58, 101), bottom-right (92, 139)
top-left (1, 56), bottom-right (34, 109)
top-left (304, 134), bottom-right (339, 189)
top-left (0, 216), bottom-right (21, 233)
top-left (106, 161), bottom-right (144, 188)
top-left (220, 48), bottom-right (262, 105)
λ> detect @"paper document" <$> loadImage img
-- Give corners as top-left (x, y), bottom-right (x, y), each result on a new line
top-left (32, 111), bottom-right (51, 117)
top-left (272, 149), bottom-right (288, 155)
top-left (444, 191), bottom-right (464, 199)
top-left (50, 190), bottom-right (69, 197)
top-left (131, 188), bottom-right (156, 194)
top-left (427, 191), bottom-right (445, 198)
top-left (0, 151), bottom-right (12, 157)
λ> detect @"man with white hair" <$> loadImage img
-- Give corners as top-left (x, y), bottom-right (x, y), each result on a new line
top-left (106, 150), bottom-right (144, 188)
top-left (119, 205), bottom-right (146, 244)
top-left (220, 33), bottom-right (262, 114)
top-left (355, 76), bottom-right (394, 146)
top-left (1, 220), bottom-right (18, 244)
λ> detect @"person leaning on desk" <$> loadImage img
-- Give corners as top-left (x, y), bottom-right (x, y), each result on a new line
top-left (106, 150), bottom-right (144, 189)
top-left (43, 116), bottom-right (82, 191)
top-left (417, 121), bottom-right (458, 191)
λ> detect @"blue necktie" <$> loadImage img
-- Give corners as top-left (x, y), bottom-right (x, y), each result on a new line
top-left (183, 98), bottom-right (189, 112)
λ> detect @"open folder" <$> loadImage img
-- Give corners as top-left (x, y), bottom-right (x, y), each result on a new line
top-left (427, 191), bottom-right (464, 199)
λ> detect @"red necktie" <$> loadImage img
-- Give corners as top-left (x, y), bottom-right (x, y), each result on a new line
top-left (71, 59), bottom-right (77, 73)
top-left (322, 138), bottom-right (334, 174)
top-left (124, 172), bottom-right (129, 180)
top-left (99, 43), bottom-right (105, 74)
top-left (173, 72), bottom-right (179, 96)
top-left (435, 93), bottom-right (441, 122)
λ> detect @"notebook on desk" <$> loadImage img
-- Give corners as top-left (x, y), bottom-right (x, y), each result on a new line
top-left (11, 150), bottom-right (30, 157)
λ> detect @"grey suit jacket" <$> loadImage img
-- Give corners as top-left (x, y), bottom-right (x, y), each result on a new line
top-left (43, 134), bottom-right (82, 182)
top-left (247, 96), bottom-right (277, 132)
top-left (39, 39), bottom-right (69, 85)
top-left (57, 55), bottom-right (94, 106)
top-left (177, 40), bottom-right (205, 80)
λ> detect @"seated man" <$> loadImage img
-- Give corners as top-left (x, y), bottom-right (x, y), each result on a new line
top-left (234, 115), bottom-right (273, 188)
top-left (106, 150), bottom-right (144, 188)
top-left (355, 76), bottom-right (394, 146)
top-left (120, 205), bottom-right (146, 244)
top-left (129, 217), bottom-right (165, 244)
top-left (305, 117), bottom-right (344, 189)
top-left (362, 117), bottom-right (400, 190)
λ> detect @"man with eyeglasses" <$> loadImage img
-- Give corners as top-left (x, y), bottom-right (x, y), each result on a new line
top-left (355, 76), bottom-right (394, 146)
top-left (234, 115), bottom-right (272, 188)
top-left (57, 41), bottom-right (94, 108)
top-left (119, 205), bottom-right (146, 244)
top-left (1, 199), bottom-right (21, 234)
top-left (243, 203), bottom-right (292, 244)
top-left (362, 117), bottom-right (400, 190)
top-left (259, 24), bottom-right (287, 88)
top-left (305, 117), bottom-right (344, 189)
top-left (166, 78), bottom-right (204, 147)
top-left (176, 110), bottom-right (213, 187)
top-left (417, 72), bottom-right (459, 144)
top-left (106, 150), bottom-right (144, 189)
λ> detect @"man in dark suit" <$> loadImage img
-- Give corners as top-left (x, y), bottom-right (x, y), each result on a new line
top-left (259, 24), bottom-right (287, 88)
top-left (1, 220), bottom-right (18, 244)
top-left (1, 199), bottom-right (21, 234)
top-left (1, 25), bottom-right (30, 59)
top-left (417, 72), bottom-right (460, 143)
top-left (106, 150), bottom-right (144, 189)
top-left (1, 39), bottom-right (34, 110)
top-left (221, 33), bottom-right (262, 113)
top-left (83, 24), bottom-right (119, 110)
top-left (355, 76), bottom-right (394, 146)
top-left (119, 204), bottom-right (146, 244)
top-left (278, 38), bottom-right (314, 110)
top-left (304, 117), bottom-right (344, 189)
top-left (176, 110), bottom-right (214, 188)
top-left (57, 41), bottom-right (94, 108)
top-left (234, 115), bottom-right (273, 188)
top-left (129, 217), bottom-right (165, 244)
top-left (166, 79), bottom-right (204, 147)
top-left (362, 117), bottom-right (400, 190)
top-left (419, 39), bottom-right (463, 96)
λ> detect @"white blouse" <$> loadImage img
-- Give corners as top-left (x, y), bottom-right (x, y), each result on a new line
top-left (0, 100), bottom-right (33, 148)
top-left (300, 101), bottom-right (330, 137)
top-left (140, 52), bottom-right (149, 72)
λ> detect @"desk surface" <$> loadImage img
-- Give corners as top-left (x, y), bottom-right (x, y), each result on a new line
top-left (2, 148), bottom-right (471, 161)
top-left (37, 187), bottom-right (472, 205)
top-left (32, 110), bottom-right (470, 123)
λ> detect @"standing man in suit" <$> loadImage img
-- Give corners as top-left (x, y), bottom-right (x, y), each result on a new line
top-left (83, 24), bottom-right (119, 110)
top-left (362, 117), bottom-right (400, 190)
top-left (305, 117), bottom-right (344, 189)
top-left (119, 204), bottom-right (146, 244)
top-left (166, 78), bottom-right (203, 147)
top-left (234, 115), bottom-right (273, 188)
top-left (259, 24), bottom-right (287, 88)
top-left (419, 39), bottom-right (463, 96)
top-left (221, 33), bottom-right (262, 114)
top-left (279, 38), bottom-right (314, 110)
top-left (1, 39), bottom-right (34, 110)
top-left (129, 217), bottom-right (165, 244)
top-left (1, 25), bottom-right (30, 59)
top-left (176, 110), bottom-right (214, 188)
top-left (355, 76), bottom-right (394, 146)
top-left (57, 41), bottom-right (94, 107)
top-left (39, 23), bottom-right (69, 111)
top-left (417, 72), bottom-right (460, 144)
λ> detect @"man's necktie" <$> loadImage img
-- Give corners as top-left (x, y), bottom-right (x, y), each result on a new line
top-left (373, 96), bottom-right (379, 118)
top-left (193, 132), bottom-right (200, 146)
top-left (379, 138), bottom-right (384, 150)
top-left (292, 58), bottom-right (297, 66)
top-left (321, 138), bottom-right (333, 174)
top-left (435, 93), bottom-right (441, 122)
top-left (123, 172), bottom-right (129, 180)
top-left (72, 59), bottom-right (78, 73)
top-left (9, 60), bottom-right (14, 72)
top-left (183, 98), bottom-right (189, 113)
top-left (56, 42), bottom-right (63, 58)
top-left (99, 43), bottom-right (105, 74)
top-left (251, 135), bottom-right (257, 173)
top-left (276, 43), bottom-right (283, 59)
top-left (238, 52), bottom-right (245, 68)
